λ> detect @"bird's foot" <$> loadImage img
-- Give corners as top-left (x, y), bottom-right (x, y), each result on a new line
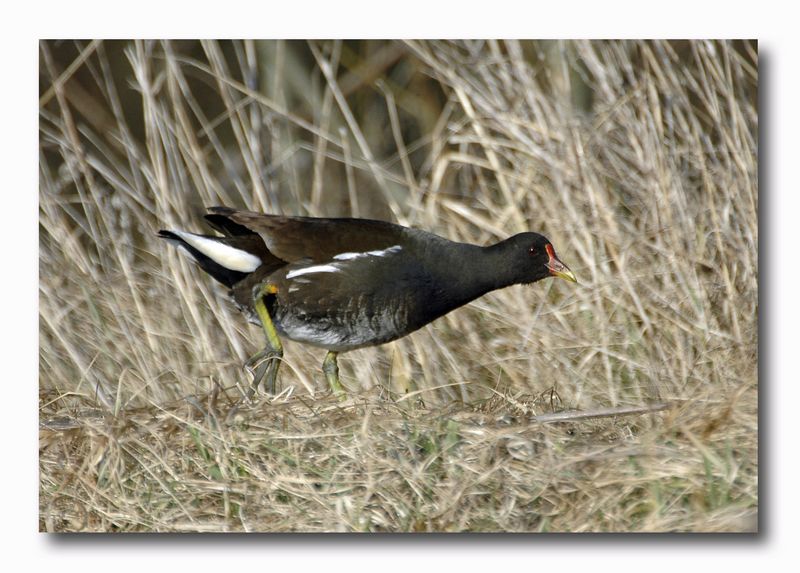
top-left (322, 351), bottom-right (346, 401)
top-left (244, 348), bottom-right (283, 398)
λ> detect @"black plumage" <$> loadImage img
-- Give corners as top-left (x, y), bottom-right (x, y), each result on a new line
top-left (159, 206), bottom-right (577, 397)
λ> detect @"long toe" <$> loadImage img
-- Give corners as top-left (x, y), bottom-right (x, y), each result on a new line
top-left (322, 352), bottom-right (346, 400)
top-left (246, 359), bottom-right (270, 398)
top-left (244, 348), bottom-right (283, 396)
top-left (245, 348), bottom-right (271, 371)
top-left (263, 358), bottom-right (281, 394)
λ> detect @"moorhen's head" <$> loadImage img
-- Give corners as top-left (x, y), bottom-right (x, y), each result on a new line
top-left (496, 232), bottom-right (577, 286)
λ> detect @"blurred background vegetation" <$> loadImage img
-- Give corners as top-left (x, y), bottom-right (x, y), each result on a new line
top-left (39, 40), bottom-right (758, 532)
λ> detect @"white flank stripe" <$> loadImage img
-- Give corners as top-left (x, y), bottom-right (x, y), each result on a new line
top-left (332, 252), bottom-right (361, 261)
top-left (333, 245), bottom-right (402, 260)
top-left (286, 264), bottom-right (340, 279)
top-left (173, 230), bottom-right (261, 272)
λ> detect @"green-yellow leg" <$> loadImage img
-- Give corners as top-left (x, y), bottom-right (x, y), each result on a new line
top-left (322, 351), bottom-right (346, 400)
top-left (245, 284), bottom-right (283, 398)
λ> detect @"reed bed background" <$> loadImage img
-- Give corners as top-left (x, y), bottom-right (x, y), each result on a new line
top-left (39, 39), bottom-right (757, 532)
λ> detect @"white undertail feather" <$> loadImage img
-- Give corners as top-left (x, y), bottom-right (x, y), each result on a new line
top-left (172, 230), bottom-right (262, 272)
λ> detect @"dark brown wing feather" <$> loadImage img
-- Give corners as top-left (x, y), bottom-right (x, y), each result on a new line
top-left (207, 206), bottom-right (409, 263)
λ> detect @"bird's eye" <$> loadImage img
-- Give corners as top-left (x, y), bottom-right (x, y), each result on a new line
top-left (528, 246), bottom-right (537, 255)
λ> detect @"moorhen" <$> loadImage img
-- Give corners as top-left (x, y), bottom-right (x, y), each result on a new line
top-left (159, 207), bottom-right (577, 398)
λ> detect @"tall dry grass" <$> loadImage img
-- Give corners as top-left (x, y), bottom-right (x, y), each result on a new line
top-left (39, 40), bottom-right (757, 532)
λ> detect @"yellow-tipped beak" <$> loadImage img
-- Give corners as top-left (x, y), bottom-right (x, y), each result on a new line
top-left (549, 264), bottom-right (578, 283)
top-left (545, 245), bottom-right (577, 283)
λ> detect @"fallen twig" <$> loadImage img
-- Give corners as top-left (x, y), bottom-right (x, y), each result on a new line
top-left (531, 402), bottom-right (673, 424)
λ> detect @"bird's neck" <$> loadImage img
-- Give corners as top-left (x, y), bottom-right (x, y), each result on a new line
top-left (431, 240), bottom-right (518, 306)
